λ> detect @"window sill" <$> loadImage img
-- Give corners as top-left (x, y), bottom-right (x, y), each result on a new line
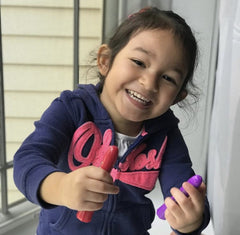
top-left (0, 201), bottom-right (40, 234)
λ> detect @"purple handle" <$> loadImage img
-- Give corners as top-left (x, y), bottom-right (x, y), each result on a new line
top-left (157, 175), bottom-right (202, 220)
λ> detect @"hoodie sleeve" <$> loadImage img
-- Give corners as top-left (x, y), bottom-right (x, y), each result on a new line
top-left (13, 91), bottom-right (78, 208)
top-left (158, 127), bottom-right (210, 235)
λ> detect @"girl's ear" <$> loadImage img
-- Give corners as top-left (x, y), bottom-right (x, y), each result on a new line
top-left (172, 89), bottom-right (188, 105)
top-left (97, 44), bottom-right (111, 76)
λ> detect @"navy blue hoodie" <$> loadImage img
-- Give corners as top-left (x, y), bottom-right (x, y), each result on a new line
top-left (13, 84), bottom-right (210, 235)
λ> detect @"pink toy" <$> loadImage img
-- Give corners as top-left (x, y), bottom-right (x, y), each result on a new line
top-left (76, 145), bottom-right (118, 223)
top-left (157, 175), bottom-right (202, 220)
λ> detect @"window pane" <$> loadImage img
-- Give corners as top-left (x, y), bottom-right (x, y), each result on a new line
top-left (2, 1), bottom-right (74, 164)
top-left (2, 1), bottom-right (75, 207)
top-left (8, 168), bottom-right (24, 205)
top-left (1, 0), bottom-right (103, 208)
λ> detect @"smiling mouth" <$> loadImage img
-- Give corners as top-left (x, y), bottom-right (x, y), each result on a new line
top-left (126, 89), bottom-right (151, 105)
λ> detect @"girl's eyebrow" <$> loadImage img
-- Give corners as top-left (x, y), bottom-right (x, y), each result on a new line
top-left (133, 47), bottom-right (155, 57)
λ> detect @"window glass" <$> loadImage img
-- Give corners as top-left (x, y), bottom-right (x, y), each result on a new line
top-left (1, 0), bottom-right (103, 208)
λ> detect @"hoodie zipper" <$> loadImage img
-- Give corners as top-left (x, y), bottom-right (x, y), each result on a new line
top-left (101, 185), bottom-right (118, 234)
top-left (100, 135), bottom-right (145, 234)
top-left (117, 134), bottom-right (146, 166)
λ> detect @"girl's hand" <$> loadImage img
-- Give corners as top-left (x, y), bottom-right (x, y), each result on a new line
top-left (40, 166), bottom-right (119, 211)
top-left (165, 181), bottom-right (206, 234)
top-left (59, 166), bottom-right (119, 211)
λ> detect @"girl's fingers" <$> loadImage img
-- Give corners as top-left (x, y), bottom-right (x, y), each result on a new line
top-left (198, 182), bottom-right (207, 197)
top-left (85, 166), bottom-right (114, 184)
top-left (165, 181), bottom-right (206, 233)
top-left (84, 190), bottom-right (109, 203)
top-left (164, 196), bottom-right (179, 222)
top-left (167, 188), bottom-right (187, 218)
top-left (181, 182), bottom-right (205, 213)
top-left (87, 178), bottom-right (119, 194)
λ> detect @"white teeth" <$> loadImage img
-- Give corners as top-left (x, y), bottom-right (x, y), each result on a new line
top-left (127, 90), bottom-right (150, 104)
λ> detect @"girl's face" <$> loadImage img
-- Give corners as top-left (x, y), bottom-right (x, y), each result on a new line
top-left (99, 29), bottom-right (187, 135)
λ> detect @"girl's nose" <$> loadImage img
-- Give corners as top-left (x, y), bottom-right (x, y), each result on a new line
top-left (138, 72), bottom-right (158, 92)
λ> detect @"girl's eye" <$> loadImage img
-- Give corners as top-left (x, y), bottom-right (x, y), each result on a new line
top-left (131, 59), bottom-right (146, 68)
top-left (162, 74), bottom-right (177, 86)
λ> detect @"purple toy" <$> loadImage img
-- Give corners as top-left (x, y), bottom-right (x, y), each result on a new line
top-left (157, 175), bottom-right (203, 220)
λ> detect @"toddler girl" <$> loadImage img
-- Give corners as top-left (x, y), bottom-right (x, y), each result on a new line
top-left (14, 7), bottom-right (210, 235)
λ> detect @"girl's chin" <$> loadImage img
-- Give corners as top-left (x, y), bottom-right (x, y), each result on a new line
top-left (119, 111), bottom-right (147, 123)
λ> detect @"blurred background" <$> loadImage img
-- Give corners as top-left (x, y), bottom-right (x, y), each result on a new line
top-left (0, 0), bottom-right (239, 234)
